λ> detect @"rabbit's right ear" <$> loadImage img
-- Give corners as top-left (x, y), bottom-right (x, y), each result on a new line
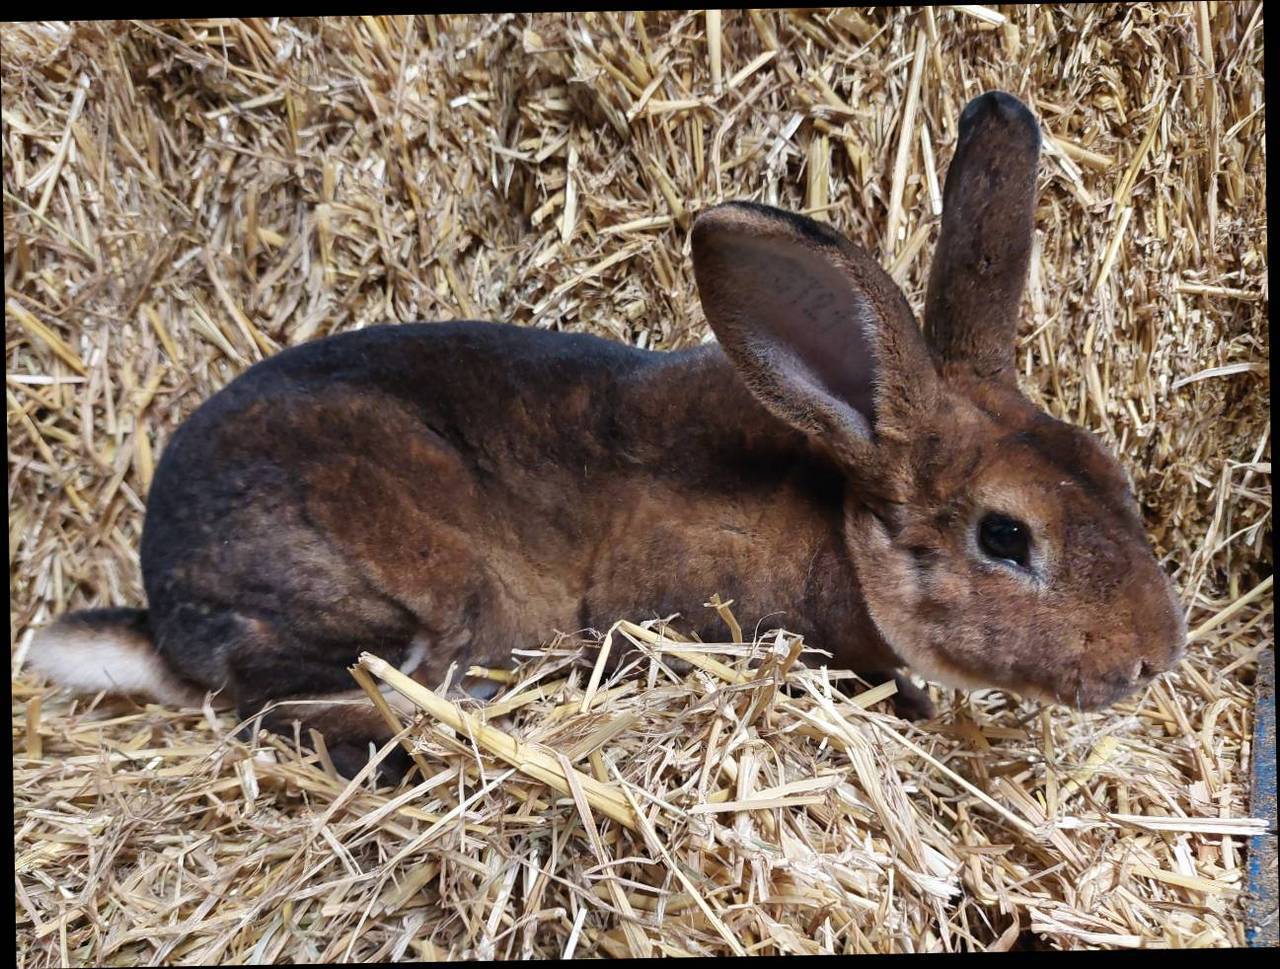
top-left (691, 202), bottom-right (937, 490)
top-left (924, 91), bottom-right (1041, 380)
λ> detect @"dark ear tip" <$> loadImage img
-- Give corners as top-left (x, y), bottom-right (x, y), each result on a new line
top-left (958, 90), bottom-right (1041, 148)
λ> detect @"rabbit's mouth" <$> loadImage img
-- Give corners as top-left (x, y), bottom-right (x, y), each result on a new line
top-left (975, 673), bottom-right (1143, 713)
top-left (1063, 662), bottom-right (1166, 712)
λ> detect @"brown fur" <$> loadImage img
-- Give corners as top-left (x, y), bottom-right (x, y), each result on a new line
top-left (31, 92), bottom-right (1185, 781)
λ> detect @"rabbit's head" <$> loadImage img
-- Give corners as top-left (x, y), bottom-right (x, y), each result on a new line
top-left (692, 91), bottom-right (1185, 710)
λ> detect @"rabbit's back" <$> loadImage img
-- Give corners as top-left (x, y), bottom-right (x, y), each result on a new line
top-left (144, 320), bottom-right (670, 536)
top-left (154, 321), bottom-right (657, 459)
top-left (139, 321), bottom-right (847, 695)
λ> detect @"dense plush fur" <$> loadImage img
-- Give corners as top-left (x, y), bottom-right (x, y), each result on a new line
top-left (30, 91), bottom-right (1186, 780)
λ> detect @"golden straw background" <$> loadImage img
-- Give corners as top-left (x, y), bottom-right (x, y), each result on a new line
top-left (6, 8), bottom-right (1271, 960)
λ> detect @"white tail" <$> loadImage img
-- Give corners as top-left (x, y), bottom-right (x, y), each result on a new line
top-left (27, 611), bottom-right (205, 707)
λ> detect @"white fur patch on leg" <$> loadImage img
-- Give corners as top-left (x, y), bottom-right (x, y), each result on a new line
top-left (27, 622), bottom-right (205, 707)
top-left (398, 633), bottom-right (430, 675)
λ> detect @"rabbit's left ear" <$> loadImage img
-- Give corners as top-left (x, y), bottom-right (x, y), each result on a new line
top-left (691, 201), bottom-right (937, 489)
top-left (925, 91), bottom-right (1041, 381)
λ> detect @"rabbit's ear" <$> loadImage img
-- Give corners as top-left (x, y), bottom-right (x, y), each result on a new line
top-left (691, 201), bottom-right (937, 476)
top-left (925, 91), bottom-right (1041, 380)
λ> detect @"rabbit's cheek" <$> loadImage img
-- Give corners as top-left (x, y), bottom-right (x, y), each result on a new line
top-left (887, 631), bottom-right (1000, 695)
top-left (846, 517), bottom-right (995, 693)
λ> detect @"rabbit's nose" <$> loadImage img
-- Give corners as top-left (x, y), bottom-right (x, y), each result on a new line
top-left (1146, 620), bottom-right (1187, 675)
top-left (1131, 649), bottom-right (1181, 687)
top-left (1098, 658), bottom-right (1162, 702)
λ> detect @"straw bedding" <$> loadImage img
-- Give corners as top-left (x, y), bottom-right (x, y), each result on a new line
top-left (6, 7), bottom-right (1271, 960)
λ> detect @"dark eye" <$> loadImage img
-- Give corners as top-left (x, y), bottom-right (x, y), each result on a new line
top-left (978, 514), bottom-right (1031, 568)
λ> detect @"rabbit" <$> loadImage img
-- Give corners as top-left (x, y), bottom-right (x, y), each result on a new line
top-left (28, 91), bottom-right (1186, 782)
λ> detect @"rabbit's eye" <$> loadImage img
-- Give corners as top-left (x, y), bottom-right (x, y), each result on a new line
top-left (978, 514), bottom-right (1031, 568)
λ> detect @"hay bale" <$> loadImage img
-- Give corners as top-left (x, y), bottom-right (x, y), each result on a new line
top-left (7, 9), bottom-right (1270, 959)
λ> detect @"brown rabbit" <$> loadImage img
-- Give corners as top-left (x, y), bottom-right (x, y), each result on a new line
top-left (28, 91), bottom-right (1186, 781)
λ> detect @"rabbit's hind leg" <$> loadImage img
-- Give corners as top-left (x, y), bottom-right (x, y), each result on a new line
top-left (182, 610), bottom-right (421, 784)
top-left (241, 688), bottom-right (417, 784)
